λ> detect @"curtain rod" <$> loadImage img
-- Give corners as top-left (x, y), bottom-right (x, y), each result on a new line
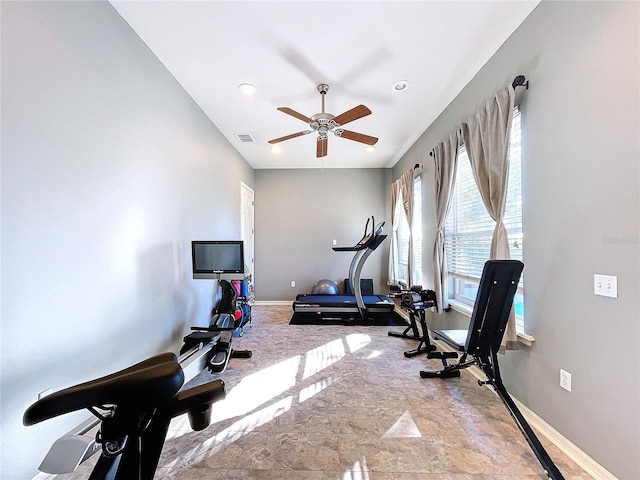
top-left (511, 75), bottom-right (529, 90)
top-left (429, 75), bottom-right (529, 158)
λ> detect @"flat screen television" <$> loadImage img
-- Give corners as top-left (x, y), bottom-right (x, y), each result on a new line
top-left (192, 240), bottom-right (244, 279)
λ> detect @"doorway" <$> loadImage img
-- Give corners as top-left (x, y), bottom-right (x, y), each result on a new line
top-left (240, 182), bottom-right (255, 280)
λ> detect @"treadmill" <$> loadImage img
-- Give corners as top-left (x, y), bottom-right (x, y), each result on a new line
top-left (292, 217), bottom-right (395, 321)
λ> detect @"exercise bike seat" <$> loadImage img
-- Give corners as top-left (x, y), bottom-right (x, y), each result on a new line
top-left (23, 352), bottom-right (184, 426)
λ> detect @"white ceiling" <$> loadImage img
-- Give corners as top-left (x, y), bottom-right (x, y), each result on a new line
top-left (110, 1), bottom-right (539, 169)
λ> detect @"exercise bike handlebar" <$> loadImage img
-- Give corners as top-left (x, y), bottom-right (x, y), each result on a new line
top-left (24, 353), bottom-right (227, 478)
top-left (23, 353), bottom-right (184, 426)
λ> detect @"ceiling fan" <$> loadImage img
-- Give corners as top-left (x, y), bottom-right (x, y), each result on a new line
top-left (268, 84), bottom-right (378, 158)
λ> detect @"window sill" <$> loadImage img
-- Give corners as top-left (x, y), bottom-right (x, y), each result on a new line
top-left (447, 299), bottom-right (535, 346)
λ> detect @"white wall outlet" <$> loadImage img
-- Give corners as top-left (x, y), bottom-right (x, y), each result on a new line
top-left (594, 274), bottom-right (617, 298)
top-left (560, 369), bottom-right (572, 392)
top-left (290, 280), bottom-right (295, 288)
top-left (332, 239), bottom-right (337, 246)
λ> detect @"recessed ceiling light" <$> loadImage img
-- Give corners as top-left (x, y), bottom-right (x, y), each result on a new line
top-left (391, 80), bottom-right (410, 92)
top-left (366, 146), bottom-right (376, 153)
top-left (270, 145), bottom-right (282, 154)
top-left (238, 83), bottom-right (257, 96)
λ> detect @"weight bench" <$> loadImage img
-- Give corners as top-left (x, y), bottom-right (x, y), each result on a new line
top-left (420, 260), bottom-right (564, 480)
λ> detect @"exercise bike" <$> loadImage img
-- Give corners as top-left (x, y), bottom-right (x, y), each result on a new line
top-left (23, 352), bottom-right (226, 480)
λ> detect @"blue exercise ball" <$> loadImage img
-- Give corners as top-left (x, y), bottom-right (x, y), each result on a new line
top-left (311, 279), bottom-right (339, 295)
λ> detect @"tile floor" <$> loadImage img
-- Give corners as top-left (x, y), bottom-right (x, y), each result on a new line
top-left (55, 304), bottom-right (593, 480)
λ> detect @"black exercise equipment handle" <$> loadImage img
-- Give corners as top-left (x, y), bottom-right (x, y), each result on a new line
top-left (24, 353), bottom-right (227, 480)
top-left (23, 353), bottom-right (183, 426)
top-left (191, 326), bottom-right (236, 332)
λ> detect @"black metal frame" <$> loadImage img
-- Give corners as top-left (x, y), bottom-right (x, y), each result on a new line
top-left (388, 291), bottom-right (438, 358)
top-left (24, 353), bottom-right (226, 480)
top-left (420, 260), bottom-right (565, 480)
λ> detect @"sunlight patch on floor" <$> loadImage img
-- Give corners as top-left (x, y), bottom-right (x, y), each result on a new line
top-left (383, 410), bottom-right (422, 437)
top-left (299, 376), bottom-right (334, 403)
top-left (302, 338), bottom-right (345, 380)
top-left (211, 355), bottom-right (300, 422)
top-left (168, 335), bottom-right (373, 463)
top-left (343, 457), bottom-right (371, 479)
top-left (205, 396), bottom-right (294, 453)
top-left (166, 415), bottom-right (193, 439)
top-left (163, 396), bottom-right (294, 468)
top-left (345, 333), bottom-right (371, 353)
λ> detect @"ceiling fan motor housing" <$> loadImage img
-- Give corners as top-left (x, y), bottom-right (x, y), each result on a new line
top-left (311, 116), bottom-right (338, 135)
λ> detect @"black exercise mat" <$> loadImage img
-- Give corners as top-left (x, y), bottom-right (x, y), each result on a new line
top-left (289, 310), bottom-right (407, 327)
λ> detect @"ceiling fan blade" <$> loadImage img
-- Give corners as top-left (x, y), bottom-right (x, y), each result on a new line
top-left (316, 137), bottom-right (328, 158)
top-left (268, 131), bottom-right (309, 144)
top-left (337, 129), bottom-right (378, 146)
top-left (277, 107), bottom-right (314, 124)
top-left (333, 105), bottom-right (371, 126)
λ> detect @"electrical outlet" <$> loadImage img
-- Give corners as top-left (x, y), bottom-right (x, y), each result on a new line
top-left (291, 281), bottom-right (296, 288)
top-left (560, 369), bottom-right (571, 392)
top-left (332, 239), bottom-right (337, 246)
top-left (594, 274), bottom-right (617, 298)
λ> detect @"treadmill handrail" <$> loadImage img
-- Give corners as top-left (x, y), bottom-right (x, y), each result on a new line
top-left (332, 220), bottom-right (385, 252)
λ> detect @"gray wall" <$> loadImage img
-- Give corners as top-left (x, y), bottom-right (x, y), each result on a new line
top-left (392, 2), bottom-right (640, 478)
top-left (0, 2), bottom-right (253, 478)
top-left (254, 168), bottom-right (391, 301)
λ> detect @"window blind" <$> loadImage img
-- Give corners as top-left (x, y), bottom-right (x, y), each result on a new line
top-left (445, 107), bottom-right (524, 330)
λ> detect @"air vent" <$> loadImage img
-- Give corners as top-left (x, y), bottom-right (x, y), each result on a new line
top-left (235, 133), bottom-right (255, 143)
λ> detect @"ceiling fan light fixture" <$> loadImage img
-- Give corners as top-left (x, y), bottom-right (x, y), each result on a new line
top-left (392, 80), bottom-right (411, 92)
top-left (238, 83), bottom-right (257, 96)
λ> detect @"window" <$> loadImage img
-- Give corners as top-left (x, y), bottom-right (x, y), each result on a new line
top-left (396, 175), bottom-right (423, 288)
top-left (444, 107), bottom-right (524, 332)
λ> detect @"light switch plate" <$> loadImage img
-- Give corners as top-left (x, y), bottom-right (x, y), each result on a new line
top-left (594, 274), bottom-right (617, 298)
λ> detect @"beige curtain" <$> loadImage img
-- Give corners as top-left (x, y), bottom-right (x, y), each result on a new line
top-left (432, 131), bottom-right (460, 314)
top-left (388, 180), bottom-right (401, 285)
top-left (461, 86), bottom-right (518, 349)
top-left (388, 168), bottom-right (415, 286)
top-left (400, 169), bottom-right (415, 285)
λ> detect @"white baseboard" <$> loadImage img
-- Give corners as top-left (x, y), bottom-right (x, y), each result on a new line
top-left (31, 473), bottom-right (55, 480)
top-left (253, 300), bottom-right (291, 306)
top-left (511, 396), bottom-right (617, 480)
top-left (433, 339), bottom-right (617, 480)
